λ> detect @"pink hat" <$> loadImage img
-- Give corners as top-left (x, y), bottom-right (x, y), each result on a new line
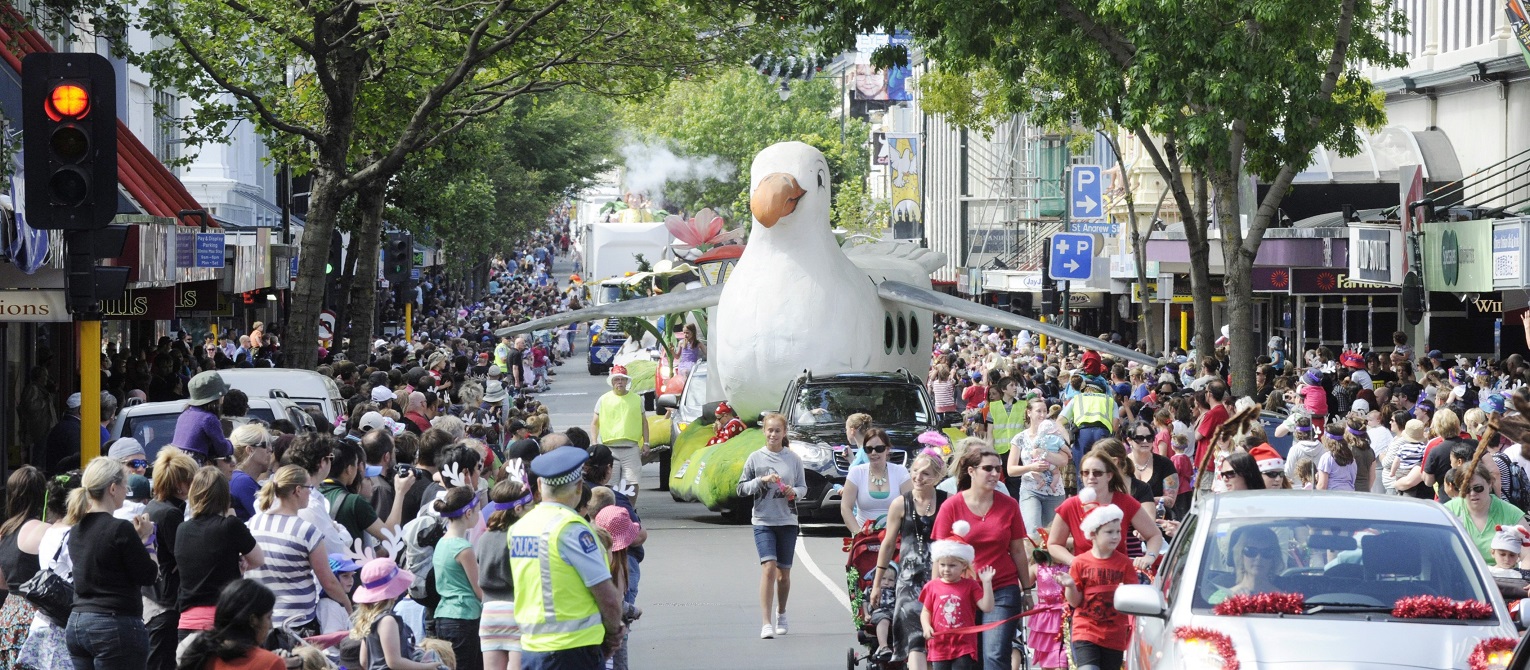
top-left (353, 558), bottom-right (414, 604)
top-left (595, 506), bottom-right (641, 552)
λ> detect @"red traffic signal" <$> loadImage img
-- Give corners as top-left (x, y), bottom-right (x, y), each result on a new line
top-left (45, 83), bottom-right (90, 121)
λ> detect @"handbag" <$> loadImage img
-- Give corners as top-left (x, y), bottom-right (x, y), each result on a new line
top-left (18, 533), bottom-right (73, 626)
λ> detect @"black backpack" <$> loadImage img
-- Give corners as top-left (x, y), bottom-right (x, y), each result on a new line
top-left (1495, 452), bottom-right (1530, 511)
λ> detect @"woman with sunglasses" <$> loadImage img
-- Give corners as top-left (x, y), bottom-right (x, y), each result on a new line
top-left (1445, 463), bottom-right (1524, 562)
top-left (1207, 526), bottom-right (1283, 605)
top-left (1218, 453), bottom-right (1266, 491)
top-left (934, 448), bottom-right (1033, 670)
top-left (1124, 421), bottom-right (1178, 517)
top-left (840, 428), bottom-right (912, 535)
top-left (1046, 449), bottom-right (1164, 571)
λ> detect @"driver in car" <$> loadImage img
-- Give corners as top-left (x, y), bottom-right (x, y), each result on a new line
top-left (1209, 526), bottom-right (1284, 604)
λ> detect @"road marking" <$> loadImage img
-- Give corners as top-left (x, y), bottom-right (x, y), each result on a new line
top-left (795, 537), bottom-right (851, 613)
top-left (532, 392), bottom-right (589, 397)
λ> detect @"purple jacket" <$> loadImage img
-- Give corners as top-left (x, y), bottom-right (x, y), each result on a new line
top-left (171, 405), bottom-right (232, 459)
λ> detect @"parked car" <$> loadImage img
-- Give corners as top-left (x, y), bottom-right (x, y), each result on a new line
top-left (113, 396), bottom-right (317, 461)
top-left (776, 370), bottom-right (943, 522)
top-left (1114, 490), bottom-right (1520, 669)
top-left (215, 369), bottom-right (345, 427)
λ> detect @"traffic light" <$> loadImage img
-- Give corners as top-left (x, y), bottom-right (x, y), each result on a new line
top-left (327, 229), bottom-right (343, 276)
top-left (22, 52), bottom-right (117, 231)
top-left (64, 227), bottom-right (130, 315)
top-left (1040, 284), bottom-right (1057, 316)
top-left (383, 231), bottom-right (413, 287)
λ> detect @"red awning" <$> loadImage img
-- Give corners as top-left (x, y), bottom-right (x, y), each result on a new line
top-left (0, 22), bottom-right (210, 225)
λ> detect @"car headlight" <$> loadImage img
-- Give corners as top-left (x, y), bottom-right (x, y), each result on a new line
top-left (789, 440), bottom-right (834, 472)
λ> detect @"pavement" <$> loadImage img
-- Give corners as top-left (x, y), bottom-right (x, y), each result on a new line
top-left (536, 252), bottom-right (860, 669)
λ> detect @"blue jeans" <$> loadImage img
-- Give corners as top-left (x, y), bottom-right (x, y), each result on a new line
top-left (521, 645), bottom-right (603, 670)
top-left (752, 525), bottom-right (799, 569)
top-left (1019, 488), bottom-right (1065, 538)
top-left (435, 617), bottom-right (483, 670)
top-left (1074, 426), bottom-right (1112, 475)
top-left (979, 584), bottom-right (1023, 670)
top-left (65, 612), bottom-right (149, 670)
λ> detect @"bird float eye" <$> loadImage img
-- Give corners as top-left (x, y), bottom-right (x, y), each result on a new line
top-left (817, 169), bottom-right (826, 189)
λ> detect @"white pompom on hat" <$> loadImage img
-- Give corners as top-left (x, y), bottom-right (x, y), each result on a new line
top-left (1080, 504), bottom-right (1124, 536)
top-left (931, 520), bottom-right (976, 565)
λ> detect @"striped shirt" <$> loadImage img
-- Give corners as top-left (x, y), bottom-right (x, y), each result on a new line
top-left (245, 512), bottom-right (322, 626)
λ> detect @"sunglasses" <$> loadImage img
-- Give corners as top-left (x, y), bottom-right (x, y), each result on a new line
top-left (1131, 434), bottom-right (1152, 442)
top-left (1219, 470), bottom-right (1239, 481)
top-left (1261, 471), bottom-right (1283, 478)
top-left (1241, 545), bottom-right (1280, 560)
top-left (865, 444), bottom-right (888, 454)
top-left (128, 459), bottom-right (148, 469)
top-left (1467, 484), bottom-right (1488, 494)
top-left (976, 464), bottom-right (1003, 473)
top-left (1080, 469), bottom-right (1108, 478)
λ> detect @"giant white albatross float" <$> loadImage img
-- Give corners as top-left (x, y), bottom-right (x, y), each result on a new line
top-left (502, 141), bottom-right (1154, 419)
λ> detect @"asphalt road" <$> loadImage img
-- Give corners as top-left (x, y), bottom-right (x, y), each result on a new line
top-left (537, 312), bottom-right (859, 669)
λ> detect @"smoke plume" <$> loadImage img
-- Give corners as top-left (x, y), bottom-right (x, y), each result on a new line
top-left (618, 139), bottom-right (733, 206)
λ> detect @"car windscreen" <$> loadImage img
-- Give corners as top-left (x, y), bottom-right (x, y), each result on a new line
top-left (679, 367), bottom-right (708, 423)
top-left (789, 384), bottom-right (929, 427)
top-left (125, 409), bottom-right (275, 458)
top-left (1191, 516), bottom-right (1491, 616)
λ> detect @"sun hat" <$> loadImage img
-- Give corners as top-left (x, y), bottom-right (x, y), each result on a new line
top-left (1080, 504), bottom-right (1124, 536)
top-left (187, 371), bottom-right (229, 406)
top-left (1250, 444), bottom-right (1285, 474)
top-left (108, 437), bottom-right (147, 462)
top-left (483, 380), bottom-right (509, 404)
top-left (1402, 419), bottom-right (1428, 442)
top-left (1350, 398), bottom-right (1371, 415)
top-left (930, 520), bottom-right (976, 565)
top-left (608, 365), bottom-right (631, 386)
top-left (595, 506), bottom-right (641, 552)
top-left (328, 553), bottom-right (363, 574)
top-left (1494, 526), bottom-right (1529, 553)
top-left (353, 557), bottom-right (414, 604)
top-left (66, 392), bottom-right (81, 409)
top-left (370, 386), bottom-right (395, 403)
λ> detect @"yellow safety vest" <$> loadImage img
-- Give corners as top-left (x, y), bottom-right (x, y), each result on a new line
top-left (989, 399), bottom-right (1027, 453)
top-left (509, 503), bottom-right (606, 652)
top-left (1067, 393), bottom-right (1115, 429)
top-left (596, 391), bottom-right (645, 443)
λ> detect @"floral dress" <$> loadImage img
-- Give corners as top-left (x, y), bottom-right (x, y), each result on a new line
top-left (17, 525), bottom-right (70, 670)
top-left (891, 489), bottom-right (947, 660)
top-left (1028, 563), bottom-right (1069, 668)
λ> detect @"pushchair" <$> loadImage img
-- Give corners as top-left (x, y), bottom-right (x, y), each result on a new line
top-left (843, 522), bottom-right (905, 670)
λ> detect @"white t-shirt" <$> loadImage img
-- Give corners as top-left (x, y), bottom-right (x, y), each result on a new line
top-left (846, 463), bottom-right (911, 527)
top-left (300, 487), bottom-right (354, 556)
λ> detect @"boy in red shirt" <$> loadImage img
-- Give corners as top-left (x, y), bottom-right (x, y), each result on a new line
top-left (1055, 504), bottom-right (1136, 670)
top-left (920, 521), bottom-right (996, 670)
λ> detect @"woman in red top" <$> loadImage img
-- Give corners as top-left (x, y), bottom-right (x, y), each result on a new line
top-left (178, 579), bottom-right (286, 670)
top-left (933, 448), bottom-right (1032, 669)
top-left (1045, 449), bottom-right (1163, 572)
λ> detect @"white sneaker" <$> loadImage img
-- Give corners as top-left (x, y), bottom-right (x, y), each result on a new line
top-left (775, 612), bottom-right (788, 635)
top-left (760, 624), bottom-right (775, 639)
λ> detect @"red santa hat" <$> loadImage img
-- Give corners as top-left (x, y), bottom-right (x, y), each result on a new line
top-left (1250, 444), bottom-right (1285, 474)
top-left (931, 520), bottom-right (976, 565)
top-left (1080, 504), bottom-right (1124, 537)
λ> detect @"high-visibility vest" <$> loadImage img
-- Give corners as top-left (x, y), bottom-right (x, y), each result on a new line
top-left (1067, 392), bottom-right (1115, 429)
top-left (989, 399), bottom-right (1027, 454)
top-left (596, 391), bottom-right (645, 443)
top-left (510, 503), bottom-right (606, 652)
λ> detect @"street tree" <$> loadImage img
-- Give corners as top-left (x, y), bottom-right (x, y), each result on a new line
top-left (806, 0), bottom-right (1405, 395)
top-left (134, 0), bottom-right (775, 368)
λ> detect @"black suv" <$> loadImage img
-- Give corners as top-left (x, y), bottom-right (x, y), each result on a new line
top-left (776, 370), bottom-right (943, 522)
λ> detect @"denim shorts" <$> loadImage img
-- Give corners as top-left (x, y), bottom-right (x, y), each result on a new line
top-left (752, 524), bottom-right (799, 569)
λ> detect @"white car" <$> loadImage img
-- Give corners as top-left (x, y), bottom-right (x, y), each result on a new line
top-left (1114, 491), bottom-right (1520, 669)
top-left (113, 396), bottom-right (316, 460)
top-left (215, 368), bottom-right (346, 426)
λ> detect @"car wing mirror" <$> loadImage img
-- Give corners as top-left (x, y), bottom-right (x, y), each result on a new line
top-left (1114, 584), bottom-right (1168, 619)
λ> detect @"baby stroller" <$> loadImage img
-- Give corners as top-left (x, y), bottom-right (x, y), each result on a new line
top-left (844, 522), bottom-right (905, 670)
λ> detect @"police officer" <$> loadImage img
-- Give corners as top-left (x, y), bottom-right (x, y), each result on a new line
top-left (511, 446), bottom-right (626, 669)
top-left (1059, 375), bottom-right (1117, 474)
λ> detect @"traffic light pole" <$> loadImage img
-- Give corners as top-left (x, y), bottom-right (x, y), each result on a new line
top-left (79, 318), bottom-right (101, 463)
top-left (405, 301), bottom-right (413, 342)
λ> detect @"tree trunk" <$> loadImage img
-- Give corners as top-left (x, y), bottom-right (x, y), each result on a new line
top-left (1187, 171), bottom-right (1216, 360)
top-left (345, 181), bottom-right (388, 365)
top-left (1103, 130), bottom-right (1150, 354)
top-left (1212, 167), bottom-right (1257, 397)
top-left (287, 170), bottom-right (347, 370)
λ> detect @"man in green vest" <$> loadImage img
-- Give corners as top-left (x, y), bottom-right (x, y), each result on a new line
top-left (511, 446), bottom-right (626, 669)
top-left (591, 365), bottom-right (649, 500)
top-left (989, 376), bottom-right (1027, 453)
top-left (1060, 375), bottom-right (1117, 475)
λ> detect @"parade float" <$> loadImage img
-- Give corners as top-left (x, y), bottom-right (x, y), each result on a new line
top-left (505, 141), bottom-right (1154, 516)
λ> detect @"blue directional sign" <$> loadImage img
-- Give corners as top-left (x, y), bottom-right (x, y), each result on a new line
top-left (1048, 233), bottom-right (1095, 281)
top-left (1070, 165), bottom-right (1103, 221)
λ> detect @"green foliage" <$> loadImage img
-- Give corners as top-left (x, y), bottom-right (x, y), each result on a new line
top-left (617, 67), bottom-right (869, 221)
top-left (385, 91), bottom-right (616, 274)
top-left (830, 177), bottom-right (890, 235)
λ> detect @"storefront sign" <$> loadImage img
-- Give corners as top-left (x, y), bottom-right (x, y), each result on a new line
top-left (1348, 226), bottom-right (1404, 285)
top-left (1424, 220), bottom-right (1493, 292)
top-left (176, 280), bottom-right (222, 312)
top-left (102, 287), bottom-right (176, 320)
top-left (1252, 267), bottom-right (1290, 292)
top-left (1494, 220), bottom-right (1524, 286)
top-left (1289, 268), bottom-right (1399, 295)
top-left (0, 290), bottom-right (69, 322)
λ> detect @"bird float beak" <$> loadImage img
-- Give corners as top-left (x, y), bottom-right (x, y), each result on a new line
top-left (750, 173), bottom-right (806, 228)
